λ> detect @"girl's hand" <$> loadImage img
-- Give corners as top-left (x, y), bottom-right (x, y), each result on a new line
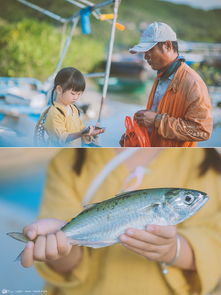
top-left (21, 218), bottom-right (72, 268)
top-left (85, 126), bottom-right (105, 136)
top-left (120, 225), bottom-right (177, 264)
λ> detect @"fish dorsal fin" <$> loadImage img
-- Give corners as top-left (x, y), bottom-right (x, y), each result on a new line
top-left (115, 192), bottom-right (128, 198)
top-left (115, 189), bottom-right (151, 198)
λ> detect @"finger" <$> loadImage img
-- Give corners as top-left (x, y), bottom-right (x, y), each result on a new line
top-left (33, 235), bottom-right (46, 261)
top-left (23, 219), bottom-right (66, 239)
top-left (23, 224), bottom-right (38, 240)
top-left (45, 234), bottom-right (59, 261)
top-left (134, 113), bottom-right (144, 119)
top-left (96, 129), bottom-right (104, 135)
top-left (122, 243), bottom-right (159, 261)
top-left (146, 225), bottom-right (176, 239)
top-left (120, 234), bottom-right (157, 252)
top-left (21, 241), bottom-right (34, 268)
top-left (56, 231), bottom-right (71, 256)
top-left (124, 228), bottom-right (168, 245)
top-left (87, 126), bottom-right (94, 136)
top-left (135, 119), bottom-right (144, 124)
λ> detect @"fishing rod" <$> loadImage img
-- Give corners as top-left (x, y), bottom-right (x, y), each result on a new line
top-left (97, 0), bottom-right (121, 123)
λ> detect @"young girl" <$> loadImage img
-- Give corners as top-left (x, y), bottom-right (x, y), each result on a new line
top-left (42, 67), bottom-right (104, 146)
top-left (17, 148), bottom-right (221, 295)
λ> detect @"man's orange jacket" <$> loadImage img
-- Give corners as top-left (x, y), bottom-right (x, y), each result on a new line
top-left (147, 62), bottom-right (213, 147)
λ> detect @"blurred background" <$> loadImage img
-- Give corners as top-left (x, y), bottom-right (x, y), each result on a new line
top-left (1, 148), bottom-right (221, 294)
top-left (0, 149), bottom-right (60, 292)
top-left (0, 0), bottom-right (221, 147)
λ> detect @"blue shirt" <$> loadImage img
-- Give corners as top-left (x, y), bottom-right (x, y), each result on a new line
top-left (150, 73), bottom-right (175, 112)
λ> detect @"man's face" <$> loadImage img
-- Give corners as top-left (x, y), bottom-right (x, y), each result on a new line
top-left (144, 43), bottom-right (173, 71)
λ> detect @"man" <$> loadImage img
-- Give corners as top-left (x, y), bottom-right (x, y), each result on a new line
top-left (120, 22), bottom-right (212, 147)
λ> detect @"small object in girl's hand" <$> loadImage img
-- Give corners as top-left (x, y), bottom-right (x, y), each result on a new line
top-left (81, 126), bottom-right (91, 135)
top-left (94, 126), bottom-right (106, 131)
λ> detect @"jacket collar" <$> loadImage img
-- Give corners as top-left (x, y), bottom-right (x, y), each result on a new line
top-left (167, 62), bottom-right (186, 93)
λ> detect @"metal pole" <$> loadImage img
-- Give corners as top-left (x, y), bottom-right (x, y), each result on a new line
top-left (97, 0), bottom-right (120, 123)
top-left (84, 72), bottom-right (105, 78)
top-left (54, 17), bottom-right (80, 75)
top-left (65, 0), bottom-right (85, 8)
top-left (78, 0), bottom-right (95, 6)
top-left (91, 0), bottom-right (114, 11)
top-left (65, 0), bottom-right (100, 19)
top-left (17, 0), bottom-right (67, 23)
top-left (67, 0), bottom-right (114, 20)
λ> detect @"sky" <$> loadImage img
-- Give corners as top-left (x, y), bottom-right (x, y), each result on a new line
top-left (160, 0), bottom-right (221, 10)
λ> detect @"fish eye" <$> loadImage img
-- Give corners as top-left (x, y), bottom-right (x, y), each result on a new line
top-left (184, 195), bottom-right (194, 205)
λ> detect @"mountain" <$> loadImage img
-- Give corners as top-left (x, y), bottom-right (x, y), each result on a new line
top-left (0, 0), bottom-right (220, 78)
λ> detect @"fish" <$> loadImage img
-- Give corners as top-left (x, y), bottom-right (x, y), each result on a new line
top-left (7, 188), bottom-right (208, 248)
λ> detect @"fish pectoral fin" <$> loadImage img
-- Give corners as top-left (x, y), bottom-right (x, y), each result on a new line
top-left (138, 203), bottom-right (160, 214)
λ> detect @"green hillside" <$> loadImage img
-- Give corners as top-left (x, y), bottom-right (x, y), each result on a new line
top-left (0, 0), bottom-right (220, 79)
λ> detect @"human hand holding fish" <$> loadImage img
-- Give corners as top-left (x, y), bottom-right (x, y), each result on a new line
top-left (20, 218), bottom-right (82, 272)
top-left (120, 224), bottom-right (195, 271)
top-left (8, 188), bottom-right (208, 272)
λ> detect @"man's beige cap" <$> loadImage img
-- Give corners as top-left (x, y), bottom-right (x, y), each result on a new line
top-left (129, 22), bottom-right (177, 54)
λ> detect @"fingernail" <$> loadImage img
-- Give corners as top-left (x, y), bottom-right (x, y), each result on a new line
top-left (127, 229), bottom-right (134, 235)
top-left (120, 235), bottom-right (128, 242)
top-left (26, 241), bottom-right (33, 249)
top-left (147, 225), bottom-right (154, 231)
top-left (27, 230), bottom-right (34, 239)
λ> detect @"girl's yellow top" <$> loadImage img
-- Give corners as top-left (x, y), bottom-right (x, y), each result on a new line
top-left (44, 102), bottom-right (84, 146)
top-left (36, 148), bottom-right (221, 295)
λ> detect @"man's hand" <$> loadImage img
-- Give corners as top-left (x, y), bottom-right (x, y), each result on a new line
top-left (134, 110), bottom-right (157, 127)
top-left (120, 225), bottom-right (177, 264)
top-left (119, 133), bottom-right (126, 146)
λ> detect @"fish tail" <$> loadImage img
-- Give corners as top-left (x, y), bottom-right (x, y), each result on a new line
top-left (14, 250), bottom-right (24, 262)
top-left (7, 232), bottom-right (29, 243)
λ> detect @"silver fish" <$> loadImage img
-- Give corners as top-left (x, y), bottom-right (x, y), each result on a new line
top-left (7, 188), bottom-right (208, 248)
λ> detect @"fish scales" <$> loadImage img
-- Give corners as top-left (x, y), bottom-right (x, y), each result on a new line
top-left (61, 189), bottom-right (177, 247)
top-left (7, 188), bottom-right (208, 248)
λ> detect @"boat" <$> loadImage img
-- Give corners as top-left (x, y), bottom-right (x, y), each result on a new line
top-left (95, 53), bottom-right (149, 93)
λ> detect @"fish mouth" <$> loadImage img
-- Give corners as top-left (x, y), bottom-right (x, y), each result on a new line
top-left (189, 192), bottom-right (208, 216)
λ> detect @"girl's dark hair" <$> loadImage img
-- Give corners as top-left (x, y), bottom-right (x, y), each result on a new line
top-left (73, 149), bottom-right (221, 176)
top-left (199, 149), bottom-right (221, 176)
top-left (51, 67), bottom-right (86, 105)
top-left (73, 149), bottom-right (87, 175)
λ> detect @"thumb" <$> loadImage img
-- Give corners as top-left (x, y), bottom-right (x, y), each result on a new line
top-left (23, 224), bottom-right (38, 240)
top-left (23, 218), bottom-right (66, 240)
